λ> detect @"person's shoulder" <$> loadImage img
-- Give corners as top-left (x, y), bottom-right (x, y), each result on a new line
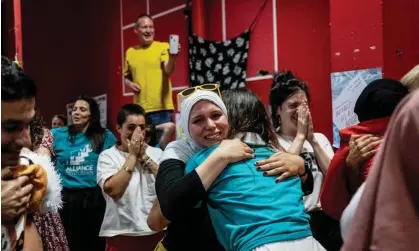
top-left (314, 132), bottom-right (329, 142)
top-left (153, 41), bottom-right (169, 50)
top-left (104, 129), bottom-right (116, 138)
top-left (104, 128), bottom-right (114, 135)
top-left (198, 145), bottom-right (217, 155)
top-left (98, 146), bottom-right (118, 161)
top-left (155, 41), bottom-right (169, 46)
top-left (51, 126), bottom-right (68, 136)
top-left (192, 145), bottom-right (218, 161)
top-left (125, 46), bottom-right (136, 54)
top-left (146, 145), bottom-right (163, 162)
top-left (185, 147), bottom-right (212, 173)
top-left (160, 139), bottom-right (199, 163)
top-left (100, 145), bottom-right (117, 154)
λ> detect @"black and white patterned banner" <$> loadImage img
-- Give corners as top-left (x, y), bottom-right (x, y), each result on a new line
top-left (188, 30), bottom-right (250, 90)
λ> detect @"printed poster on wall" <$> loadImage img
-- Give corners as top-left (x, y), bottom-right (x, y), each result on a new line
top-left (331, 68), bottom-right (382, 148)
top-left (66, 94), bottom-right (107, 128)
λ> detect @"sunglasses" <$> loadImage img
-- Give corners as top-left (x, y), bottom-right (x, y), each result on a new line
top-left (177, 83), bottom-right (221, 109)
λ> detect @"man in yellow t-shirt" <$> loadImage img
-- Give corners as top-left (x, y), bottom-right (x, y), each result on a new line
top-left (124, 13), bottom-right (179, 149)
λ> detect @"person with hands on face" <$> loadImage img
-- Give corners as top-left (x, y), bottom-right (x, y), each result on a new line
top-left (269, 71), bottom-right (339, 251)
top-left (97, 104), bottom-right (165, 251)
top-left (256, 99), bottom-right (315, 188)
top-left (124, 13), bottom-right (180, 150)
top-left (246, 94), bottom-right (313, 191)
top-left (257, 100), bottom-right (315, 185)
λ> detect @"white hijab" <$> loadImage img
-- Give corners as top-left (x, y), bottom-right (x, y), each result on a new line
top-left (160, 90), bottom-right (227, 163)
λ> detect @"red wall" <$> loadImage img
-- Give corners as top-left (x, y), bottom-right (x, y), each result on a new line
top-left (1, 0), bottom-right (16, 59)
top-left (20, 0), bottom-right (121, 130)
top-left (330, 0), bottom-right (384, 72)
top-left (382, 0), bottom-right (419, 79)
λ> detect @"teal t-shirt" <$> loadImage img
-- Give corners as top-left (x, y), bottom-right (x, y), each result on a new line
top-left (52, 127), bottom-right (116, 189)
top-left (185, 144), bottom-right (312, 251)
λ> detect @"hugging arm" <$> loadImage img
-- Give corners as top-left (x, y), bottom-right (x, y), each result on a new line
top-left (156, 139), bottom-right (254, 221)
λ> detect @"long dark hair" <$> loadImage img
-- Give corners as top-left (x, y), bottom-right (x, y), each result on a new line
top-left (222, 88), bottom-right (279, 149)
top-left (269, 70), bottom-right (310, 129)
top-left (68, 95), bottom-right (106, 153)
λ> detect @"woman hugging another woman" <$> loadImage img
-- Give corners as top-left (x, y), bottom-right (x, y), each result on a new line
top-left (182, 87), bottom-right (325, 251)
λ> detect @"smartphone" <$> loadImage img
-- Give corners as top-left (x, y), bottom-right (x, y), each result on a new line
top-left (169, 34), bottom-right (179, 54)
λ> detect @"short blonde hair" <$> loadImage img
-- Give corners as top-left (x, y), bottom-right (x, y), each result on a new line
top-left (400, 65), bottom-right (419, 91)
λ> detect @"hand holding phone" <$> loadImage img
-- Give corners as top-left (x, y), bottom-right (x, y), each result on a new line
top-left (169, 34), bottom-right (179, 55)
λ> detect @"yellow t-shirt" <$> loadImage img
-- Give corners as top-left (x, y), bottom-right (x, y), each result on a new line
top-left (124, 41), bottom-right (174, 113)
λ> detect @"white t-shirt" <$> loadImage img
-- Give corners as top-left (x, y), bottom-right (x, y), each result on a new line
top-left (97, 145), bottom-right (163, 237)
top-left (277, 133), bottom-right (334, 212)
top-left (340, 182), bottom-right (365, 241)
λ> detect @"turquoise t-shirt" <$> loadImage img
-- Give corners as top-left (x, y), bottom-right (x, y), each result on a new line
top-left (185, 144), bottom-right (312, 251)
top-left (52, 127), bottom-right (116, 189)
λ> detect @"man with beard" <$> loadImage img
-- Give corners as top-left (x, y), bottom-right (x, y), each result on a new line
top-left (123, 13), bottom-right (179, 150)
top-left (1, 56), bottom-right (42, 250)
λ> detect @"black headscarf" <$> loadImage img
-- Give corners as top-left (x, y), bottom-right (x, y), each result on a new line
top-left (354, 78), bottom-right (409, 122)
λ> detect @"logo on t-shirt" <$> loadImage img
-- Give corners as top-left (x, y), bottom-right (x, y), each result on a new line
top-left (301, 151), bottom-right (319, 172)
top-left (66, 145), bottom-right (94, 175)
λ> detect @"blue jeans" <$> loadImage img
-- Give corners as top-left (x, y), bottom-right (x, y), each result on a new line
top-left (147, 110), bottom-right (173, 126)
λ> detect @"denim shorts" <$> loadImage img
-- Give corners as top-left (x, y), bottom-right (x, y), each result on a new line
top-left (147, 110), bottom-right (173, 126)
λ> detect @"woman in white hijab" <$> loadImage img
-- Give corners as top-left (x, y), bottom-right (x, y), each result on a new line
top-left (154, 84), bottom-right (312, 251)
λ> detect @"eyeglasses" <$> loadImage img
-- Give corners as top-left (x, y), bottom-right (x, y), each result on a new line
top-left (177, 83), bottom-right (221, 109)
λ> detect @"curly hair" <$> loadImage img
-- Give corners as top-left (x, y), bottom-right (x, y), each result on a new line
top-left (269, 70), bottom-right (310, 129)
top-left (30, 109), bottom-right (45, 150)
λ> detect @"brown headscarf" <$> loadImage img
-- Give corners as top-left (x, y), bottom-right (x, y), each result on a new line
top-left (342, 90), bottom-right (419, 251)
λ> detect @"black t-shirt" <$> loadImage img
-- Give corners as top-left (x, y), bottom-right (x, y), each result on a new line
top-left (156, 159), bottom-right (224, 251)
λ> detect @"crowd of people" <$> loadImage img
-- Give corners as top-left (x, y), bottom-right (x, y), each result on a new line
top-left (2, 12), bottom-right (419, 251)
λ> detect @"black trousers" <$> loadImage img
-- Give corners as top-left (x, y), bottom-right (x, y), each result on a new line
top-left (309, 210), bottom-right (343, 251)
top-left (59, 186), bottom-right (106, 251)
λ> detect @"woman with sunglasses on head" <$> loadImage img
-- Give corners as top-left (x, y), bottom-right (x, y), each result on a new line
top-left (269, 71), bottom-right (342, 250)
top-left (155, 84), bottom-right (312, 251)
top-left (183, 88), bottom-right (325, 251)
top-left (52, 95), bottom-right (117, 251)
top-left (96, 104), bottom-right (166, 251)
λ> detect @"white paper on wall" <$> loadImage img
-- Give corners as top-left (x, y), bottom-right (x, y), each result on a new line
top-left (331, 68), bottom-right (382, 148)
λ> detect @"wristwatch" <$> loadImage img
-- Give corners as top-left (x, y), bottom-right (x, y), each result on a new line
top-left (122, 165), bottom-right (133, 173)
